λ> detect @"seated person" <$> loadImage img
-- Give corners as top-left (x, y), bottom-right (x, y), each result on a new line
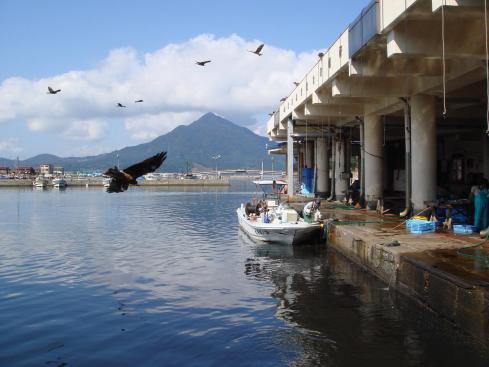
top-left (345, 179), bottom-right (361, 205)
top-left (303, 199), bottom-right (321, 223)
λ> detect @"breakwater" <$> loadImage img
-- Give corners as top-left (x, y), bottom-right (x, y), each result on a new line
top-left (0, 178), bottom-right (230, 187)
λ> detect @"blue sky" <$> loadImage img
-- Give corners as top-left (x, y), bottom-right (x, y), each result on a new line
top-left (0, 0), bottom-right (367, 159)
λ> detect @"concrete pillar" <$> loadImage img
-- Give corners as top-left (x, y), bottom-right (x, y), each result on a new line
top-left (316, 137), bottom-right (330, 196)
top-left (364, 114), bottom-right (384, 208)
top-left (329, 134), bottom-right (336, 199)
top-left (411, 94), bottom-right (437, 212)
top-left (359, 121), bottom-right (365, 199)
top-left (335, 135), bottom-right (349, 200)
top-left (483, 134), bottom-right (489, 181)
top-left (287, 118), bottom-right (295, 195)
top-left (305, 140), bottom-right (314, 168)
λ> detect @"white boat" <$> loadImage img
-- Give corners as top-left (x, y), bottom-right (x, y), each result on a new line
top-left (103, 178), bottom-right (112, 188)
top-left (237, 180), bottom-right (322, 245)
top-left (52, 178), bottom-right (67, 188)
top-left (33, 176), bottom-right (48, 188)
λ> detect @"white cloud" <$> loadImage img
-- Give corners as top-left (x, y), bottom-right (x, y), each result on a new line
top-left (62, 119), bottom-right (108, 140)
top-left (0, 138), bottom-right (23, 154)
top-left (0, 34), bottom-right (317, 144)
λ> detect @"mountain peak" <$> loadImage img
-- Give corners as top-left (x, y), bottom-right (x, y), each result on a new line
top-left (195, 112), bottom-right (228, 123)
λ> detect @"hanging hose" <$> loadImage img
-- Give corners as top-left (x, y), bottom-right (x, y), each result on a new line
top-left (456, 235), bottom-right (489, 268)
top-left (441, 3), bottom-right (447, 117)
top-left (485, 0), bottom-right (489, 134)
top-left (332, 219), bottom-right (404, 225)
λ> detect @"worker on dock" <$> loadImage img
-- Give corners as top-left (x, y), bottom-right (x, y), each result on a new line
top-left (473, 180), bottom-right (489, 233)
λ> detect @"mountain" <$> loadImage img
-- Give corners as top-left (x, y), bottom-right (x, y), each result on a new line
top-left (1, 113), bottom-right (284, 173)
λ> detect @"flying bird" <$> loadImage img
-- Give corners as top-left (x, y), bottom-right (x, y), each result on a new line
top-left (249, 44), bottom-right (264, 56)
top-left (104, 151), bottom-right (167, 193)
top-left (268, 111), bottom-right (275, 116)
top-left (117, 103), bottom-right (127, 108)
top-left (293, 82), bottom-right (299, 86)
top-left (196, 60), bottom-right (211, 66)
top-left (280, 97), bottom-right (287, 102)
top-left (134, 99), bottom-right (144, 103)
top-left (47, 86), bottom-right (61, 94)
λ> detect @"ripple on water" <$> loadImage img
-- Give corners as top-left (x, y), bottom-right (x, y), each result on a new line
top-left (0, 187), bottom-right (488, 366)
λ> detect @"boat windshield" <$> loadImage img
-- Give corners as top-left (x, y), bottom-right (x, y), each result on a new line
top-left (252, 180), bottom-right (286, 199)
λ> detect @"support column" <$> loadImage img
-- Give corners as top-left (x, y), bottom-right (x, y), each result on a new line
top-left (316, 137), bottom-right (330, 196)
top-left (287, 118), bottom-right (295, 195)
top-left (483, 134), bottom-right (489, 181)
top-left (364, 114), bottom-right (384, 209)
top-left (335, 134), bottom-right (349, 200)
top-left (411, 94), bottom-right (437, 212)
top-left (359, 121), bottom-right (365, 200)
top-left (329, 134), bottom-right (336, 200)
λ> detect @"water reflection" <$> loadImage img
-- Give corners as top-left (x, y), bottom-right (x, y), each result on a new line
top-left (242, 232), bottom-right (489, 366)
top-left (0, 187), bottom-right (488, 366)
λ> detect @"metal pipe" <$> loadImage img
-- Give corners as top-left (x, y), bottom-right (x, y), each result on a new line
top-left (328, 132), bottom-right (336, 200)
top-left (357, 117), bottom-right (366, 204)
top-left (400, 98), bottom-right (412, 217)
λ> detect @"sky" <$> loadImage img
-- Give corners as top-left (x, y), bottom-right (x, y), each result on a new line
top-left (0, 0), bottom-right (367, 159)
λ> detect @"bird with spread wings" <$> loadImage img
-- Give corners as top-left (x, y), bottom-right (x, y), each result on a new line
top-left (196, 60), bottom-right (211, 66)
top-left (47, 86), bottom-right (61, 94)
top-left (249, 44), bottom-right (264, 56)
top-left (104, 152), bottom-right (167, 193)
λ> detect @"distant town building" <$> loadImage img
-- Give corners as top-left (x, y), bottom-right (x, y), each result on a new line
top-left (0, 167), bottom-right (10, 175)
top-left (15, 166), bottom-right (35, 176)
top-left (53, 166), bottom-right (64, 176)
top-left (40, 164), bottom-right (53, 175)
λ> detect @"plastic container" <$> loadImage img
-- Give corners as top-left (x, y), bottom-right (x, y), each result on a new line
top-left (301, 168), bottom-right (314, 194)
top-left (453, 224), bottom-right (476, 234)
top-left (406, 219), bottom-right (436, 234)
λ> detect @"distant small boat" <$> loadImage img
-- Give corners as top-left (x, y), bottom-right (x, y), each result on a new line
top-left (52, 178), bottom-right (67, 188)
top-left (103, 178), bottom-right (112, 188)
top-left (33, 176), bottom-right (48, 188)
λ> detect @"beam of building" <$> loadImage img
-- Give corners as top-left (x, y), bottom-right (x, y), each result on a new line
top-left (304, 103), bottom-right (365, 118)
top-left (387, 18), bottom-right (486, 59)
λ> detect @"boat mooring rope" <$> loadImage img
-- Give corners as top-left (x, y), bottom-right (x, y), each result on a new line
top-left (485, 0), bottom-right (489, 134)
top-left (456, 235), bottom-right (489, 268)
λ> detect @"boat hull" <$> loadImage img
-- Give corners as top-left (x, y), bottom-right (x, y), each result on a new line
top-left (237, 207), bottom-right (321, 245)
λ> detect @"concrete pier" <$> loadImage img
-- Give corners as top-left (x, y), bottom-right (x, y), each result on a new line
top-left (267, 0), bottom-right (489, 346)
top-left (334, 137), bottom-right (348, 200)
top-left (315, 202), bottom-right (489, 348)
top-left (364, 114), bottom-right (384, 209)
top-left (315, 137), bottom-right (330, 196)
top-left (411, 95), bottom-right (437, 213)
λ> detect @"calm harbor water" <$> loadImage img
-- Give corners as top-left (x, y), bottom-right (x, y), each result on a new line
top-left (0, 183), bottom-right (488, 367)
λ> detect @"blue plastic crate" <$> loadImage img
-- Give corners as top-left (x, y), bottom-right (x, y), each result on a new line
top-left (406, 219), bottom-right (436, 234)
top-left (453, 224), bottom-right (476, 234)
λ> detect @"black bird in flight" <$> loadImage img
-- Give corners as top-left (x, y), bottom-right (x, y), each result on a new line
top-left (268, 111), bottom-right (275, 117)
top-left (104, 152), bottom-right (167, 193)
top-left (47, 86), bottom-right (61, 94)
top-left (293, 82), bottom-right (299, 86)
top-left (249, 44), bottom-right (264, 56)
top-left (196, 60), bottom-right (211, 66)
top-left (280, 97), bottom-right (287, 102)
top-left (117, 103), bottom-right (127, 108)
top-left (134, 99), bottom-right (144, 103)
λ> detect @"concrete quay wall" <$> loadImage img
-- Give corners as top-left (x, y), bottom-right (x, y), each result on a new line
top-left (328, 221), bottom-right (489, 346)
